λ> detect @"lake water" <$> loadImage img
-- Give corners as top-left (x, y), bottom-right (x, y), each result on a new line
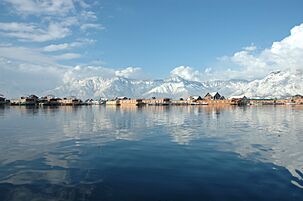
top-left (0, 105), bottom-right (303, 201)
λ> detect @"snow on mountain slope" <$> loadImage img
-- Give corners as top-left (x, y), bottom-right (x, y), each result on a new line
top-left (47, 75), bottom-right (248, 99)
top-left (47, 77), bottom-right (162, 99)
top-left (47, 70), bottom-right (303, 99)
top-left (143, 76), bottom-right (208, 98)
top-left (232, 70), bottom-right (303, 98)
top-left (143, 76), bottom-right (249, 98)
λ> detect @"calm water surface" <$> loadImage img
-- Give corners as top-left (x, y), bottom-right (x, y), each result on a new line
top-left (0, 105), bottom-right (303, 201)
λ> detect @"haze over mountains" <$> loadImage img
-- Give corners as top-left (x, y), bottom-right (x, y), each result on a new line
top-left (47, 69), bottom-right (303, 99)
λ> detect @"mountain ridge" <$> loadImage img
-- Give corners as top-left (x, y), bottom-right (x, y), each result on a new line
top-left (46, 70), bottom-right (303, 99)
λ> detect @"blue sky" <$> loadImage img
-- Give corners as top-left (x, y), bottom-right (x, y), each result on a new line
top-left (0, 0), bottom-right (303, 95)
top-left (96, 0), bottom-right (303, 76)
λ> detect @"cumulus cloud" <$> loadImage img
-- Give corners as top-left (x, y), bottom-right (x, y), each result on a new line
top-left (219, 23), bottom-right (303, 80)
top-left (171, 23), bottom-right (303, 82)
top-left (170, 66), bottom-right (204, 82)
top-left (115, 67), bottom-right (144, 79)
top-left (63, 66), bottom-right (115, 83)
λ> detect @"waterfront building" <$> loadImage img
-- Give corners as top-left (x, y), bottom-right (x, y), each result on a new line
top-left (39, 95), bottom-right (61, 106)
top-left (10, 95), bottom-right (38, 106)
top-left (59, 97), bottom-right (82, 106)
top-left (143, 98), bottom-right (171, 105)
top-left (249, 98), bottom-right (291, 105)
top-left (203, 92), bottom-right (224, 100)
top-left (120, 99), bottom-right (145, 106)
top-left (291, 94), bottom-right (303, 104)
top-left (230, 96), bottom-right (249, 105)
top-left (204, 93), bottom-right (214, 100)
top-left (116, 96), bottom-right (128, 100)
top-left (85, 99), bottom-right (105, 105)
top-left (187, 96), bottom-right (203, 101)
top-left (106, 100), bottom-right (121, 106)
top-left (197, 99), bottom-right (230, 105)
top-left (0, 94), bottom-right (6, 105)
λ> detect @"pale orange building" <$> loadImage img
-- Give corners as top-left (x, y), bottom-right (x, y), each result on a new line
top-left (143, 98), bottom-right (171, 105)
top-left (120, 99), bottom-right (145, 106)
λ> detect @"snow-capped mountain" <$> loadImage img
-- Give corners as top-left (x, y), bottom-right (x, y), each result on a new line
top-left (47, 75), bottom-right (248, 99)
top-left (47, 76), bottom-right (161, 99)
top-left (143, 76), bottom-right (248, 98)
top-left (47, 70), bottom-right (303, 99)
top-left (232, 70), bottom-right (303, 98)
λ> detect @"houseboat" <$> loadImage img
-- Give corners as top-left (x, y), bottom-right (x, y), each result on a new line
top-left (0, 94), bottom-right (6, 105)
top-left (39, 95), bottom-right (61, 106)
top-left (59, 97), bottom-right (82, 106)
top-left (10, 95), bottom-right (38, 106)
top-left (230, 96), bottom-right (250, 105)
top-left (143, 98), bottom-right (171, 105)
top-left (120, 99), bottom-right (145, 106)
top-left (291, 94), bottom-right (303, 104)
top-left (106, 100), bottom-right (121, 106)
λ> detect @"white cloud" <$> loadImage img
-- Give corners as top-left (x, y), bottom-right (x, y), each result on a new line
top-left (1, 1), bottom-right (103, 43)
top-left (169, 22), bottom-right (303, 82)
top-left (170, 66), bottom-right (204, 82)
top-left (0, 22), bottom-right (35, 32)
top-left (0, 45), bottom-right (55, 65)
top-left (44, 43), bottom-right (70, 52)
top-left (54, 53), bottom-right (81, 60)
top-left (63, 66), bottom-right (145, 83)
top-left (81, 11), bottom-right (97, 20)
top-left (63, 65), bottom-right (116, 83)
top-left (4, 0), bottom-right (76, 16)
top-left (0, 57), bottom-right (65, 97)
top-left (218, 23), bottom-right (303, 80)
top-left (0, 22), bottom-right (70, 42)
top-left (243, 45), bottom-right (257, 51)
top-left (0, 44), bottom-right (81, 64)
top-left (115, 67), bottom-right (144, 79)
top-left (80, 23), bottom-right (104, 31)
top-left (43, 39), bottom-right (95, 52)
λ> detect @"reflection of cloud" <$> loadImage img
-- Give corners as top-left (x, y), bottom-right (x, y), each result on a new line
top-left (1, 170), bottom-right (68, 185)
top-left (0, 105), bottom-right (303, 190)
top-left (197, 105), bottom-right (303, 188)
top-left (143, 106), bottom-right (199, 145)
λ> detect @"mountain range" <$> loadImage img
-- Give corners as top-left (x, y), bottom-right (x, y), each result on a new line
top-left (47, 69), bottom-right (303, 99)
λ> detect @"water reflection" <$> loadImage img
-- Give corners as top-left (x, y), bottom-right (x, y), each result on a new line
top-left (0, 105), bottom-right (303, 200)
